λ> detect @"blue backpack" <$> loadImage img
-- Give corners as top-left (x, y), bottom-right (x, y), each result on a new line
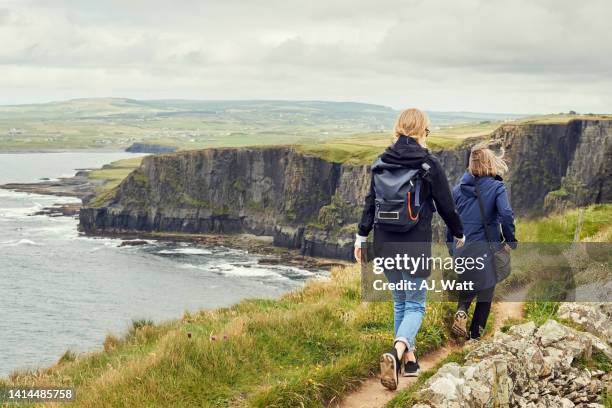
top-left (372, 158), bottom-right (431, 232)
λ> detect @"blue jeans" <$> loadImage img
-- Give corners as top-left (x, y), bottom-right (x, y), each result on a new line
top-left (383, 271), bottom-right (426, 352)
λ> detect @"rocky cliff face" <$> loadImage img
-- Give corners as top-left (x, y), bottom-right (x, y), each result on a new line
top-left (80, 120), bottom-right (611, 259)
top-left (492, 120), bottom-right (612, 215)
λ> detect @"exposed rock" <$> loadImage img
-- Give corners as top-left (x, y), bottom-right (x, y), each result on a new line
top-left (118, 240), bottom-right (150, 247)
top-left (415, 319), bottom-right (610, 408)
top-left (32, 203), bottom-right (81, 217)
top-left (508, 321), bottom-right (537, 338)
top-left (558, 303), bottom-right (612, 344)
top-left (1, 171), bottom-right (100, 200)
top-left (125, 143), bottom-right (177, 153)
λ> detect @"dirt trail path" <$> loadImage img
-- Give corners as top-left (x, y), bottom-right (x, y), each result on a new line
top-left (492, 285), bottom-right (528, 332)
top-left (334, 345), bottom-right (456, 408)
top-left (336, 288), bottom-right (528, 408)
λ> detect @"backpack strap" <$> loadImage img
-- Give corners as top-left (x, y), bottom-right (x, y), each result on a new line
top-left (474, 181), bottom-right (495, 252)
top-left (414, 162), bottom-right (431, 208)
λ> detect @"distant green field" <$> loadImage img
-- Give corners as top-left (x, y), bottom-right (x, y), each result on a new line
top-left (0, 98), bottom-right (400, 151)
top-left (0, 98), bottom-right (530, 152)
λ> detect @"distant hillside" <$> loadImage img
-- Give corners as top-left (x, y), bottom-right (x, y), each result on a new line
top-left (0, 98), bottom-right (524, 151)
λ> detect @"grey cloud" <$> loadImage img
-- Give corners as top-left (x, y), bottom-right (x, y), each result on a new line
top-left (0, 0), bottom-right (610, 113)
top-left (375, 0), bottom-right (612, 76)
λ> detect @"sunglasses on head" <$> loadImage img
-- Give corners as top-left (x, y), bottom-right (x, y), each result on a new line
top-left (425, 128), bottom-right (430, 137)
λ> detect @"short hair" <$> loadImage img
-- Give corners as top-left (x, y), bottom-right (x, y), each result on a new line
top-left (469, 142), bottom-right (509, 177)
top-left (393, 108), bottom-right (429, 145)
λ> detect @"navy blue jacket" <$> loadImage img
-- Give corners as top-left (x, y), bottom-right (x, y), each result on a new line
top-left (447, 172), bottom-right (517, 289)
top-left (447, 172), bottom-right (517, 246)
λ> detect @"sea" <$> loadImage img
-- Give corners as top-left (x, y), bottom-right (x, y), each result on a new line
top-left (0, 152), bottom-right (320, 377)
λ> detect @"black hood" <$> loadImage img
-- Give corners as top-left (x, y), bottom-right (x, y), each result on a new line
top-left (380, 135), bottom-right (429, 168)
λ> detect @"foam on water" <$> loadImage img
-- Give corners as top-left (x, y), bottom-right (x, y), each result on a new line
top-left (157, 248), bottom-right (213, 255)
top-left (207, 262), bottom-right (288, 279)
top-left (0, 238), bottom-right (39, 247)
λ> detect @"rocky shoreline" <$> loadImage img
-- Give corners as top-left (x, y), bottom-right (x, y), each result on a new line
top-left (0, 170), bottom-right (99, 217)
top-left (80, 229), bottom-right (347, 271)
top-left (0, 171), bottom-right (345, 272)
top-left (0, 169), bottom-right (101, 200)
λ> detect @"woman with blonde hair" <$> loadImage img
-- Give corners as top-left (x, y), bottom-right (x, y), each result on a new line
top-left (355, 108), bottom-right (465, 389)
top-left (447, 142), bottom-right (517, 340)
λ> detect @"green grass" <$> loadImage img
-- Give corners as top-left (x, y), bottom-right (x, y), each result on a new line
top-left (296, 142), bottom-right (382, 165)
top-left (88, 157), bottom-right (144, 182)
top-left (516, 204), bottom-right (612, 242)
top-left (516, 113), bottom-right (612, 125)
top-left (1, 265), bottom-right (455, 407)
top-left (295, 129), bottom-right (474, 165)
top-left (493, 204), bottom-right (612, 296)
top-left (87, 156), bottom-right (144, 206)
top-left (524, 302), bottom-right (560, 326)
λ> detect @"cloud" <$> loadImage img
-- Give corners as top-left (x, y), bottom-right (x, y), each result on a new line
top-left (375, 0), bottom-right (612, 76)
top-left (0, 0), bottom-right (610, 113)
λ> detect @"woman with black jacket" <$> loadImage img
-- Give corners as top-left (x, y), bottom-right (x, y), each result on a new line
top-left (355, 108), bottom-right (465, 390)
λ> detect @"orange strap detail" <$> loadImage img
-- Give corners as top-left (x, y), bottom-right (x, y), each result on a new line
top-left (407, 192), bottom-right (418, 221)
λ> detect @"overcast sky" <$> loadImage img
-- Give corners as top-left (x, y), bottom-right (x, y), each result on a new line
top-left (1, 0), bottom-right (610, 113)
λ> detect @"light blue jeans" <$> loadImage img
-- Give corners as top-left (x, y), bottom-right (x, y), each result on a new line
top-left (383, 271), bottom-right (426, 352)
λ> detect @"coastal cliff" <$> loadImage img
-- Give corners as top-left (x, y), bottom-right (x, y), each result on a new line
top-left (80, 120), bottom-right (612, 259)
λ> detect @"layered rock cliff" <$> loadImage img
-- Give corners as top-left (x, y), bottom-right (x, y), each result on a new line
top-left (80, 120), bottom-right (612, 259)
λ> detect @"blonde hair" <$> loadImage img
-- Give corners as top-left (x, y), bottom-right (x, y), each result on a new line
top-left (394, 108), bottom-right (430, 147)
top-left (469, 142), bottom-right (509, 177)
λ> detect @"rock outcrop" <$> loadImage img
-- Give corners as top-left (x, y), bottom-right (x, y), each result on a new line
top-left (558, 303), bottom-right (612, 345)
top-left (414, 320), bottom-right (611, 408)
top-left (80, 120), bottom-right (612, 259)
top-left (125, 143), bottom-right (178, 153)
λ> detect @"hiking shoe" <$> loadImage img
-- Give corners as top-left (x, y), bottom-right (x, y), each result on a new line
top-left (404, 357), bottom-right (420, 377)
top-left (451, 310), bottom-right (468, 339)
top-left (380, 348), bottom-right (400, 390)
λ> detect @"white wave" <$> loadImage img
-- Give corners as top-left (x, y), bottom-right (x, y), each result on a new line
top-left (212, 246), bottom-right (248, 256)
top-left (0, 239), bottom-right (39, 247)
top-left (179, 262), bottom-right (286, 279)
top-left (0, 205), bottom-right (43, 218)
top-left (76, 236), bottom-right (122, 247)
top-left (157, 248), bottom-right (213, 255)
top-left (0, 189), bottom-right (80, 203)
top-left (265, 264), bottom-right (316, 277)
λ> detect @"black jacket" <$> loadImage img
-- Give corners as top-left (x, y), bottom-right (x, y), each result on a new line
top-left (358, 135), bottom-right (464, 241)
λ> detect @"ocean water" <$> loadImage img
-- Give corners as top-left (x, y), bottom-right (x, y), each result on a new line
top-left (0, 153), bottom-right (320, 377)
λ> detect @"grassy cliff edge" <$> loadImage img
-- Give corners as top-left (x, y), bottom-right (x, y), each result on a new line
top-left (2, 266), bottom-right (453, 407)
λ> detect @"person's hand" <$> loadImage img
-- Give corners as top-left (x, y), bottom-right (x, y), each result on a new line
top-left (354, 234), bottom-right (367, 264)
top-left (455, 235), bottom-right (466, 249)
top-left (354, 246), bottom-right (362, 264)
top-left (503, 243), bottom-right (512, 253)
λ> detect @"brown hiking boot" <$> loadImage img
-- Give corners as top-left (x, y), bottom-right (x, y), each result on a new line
top-left (451, 310), bottom-right (468, 340)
